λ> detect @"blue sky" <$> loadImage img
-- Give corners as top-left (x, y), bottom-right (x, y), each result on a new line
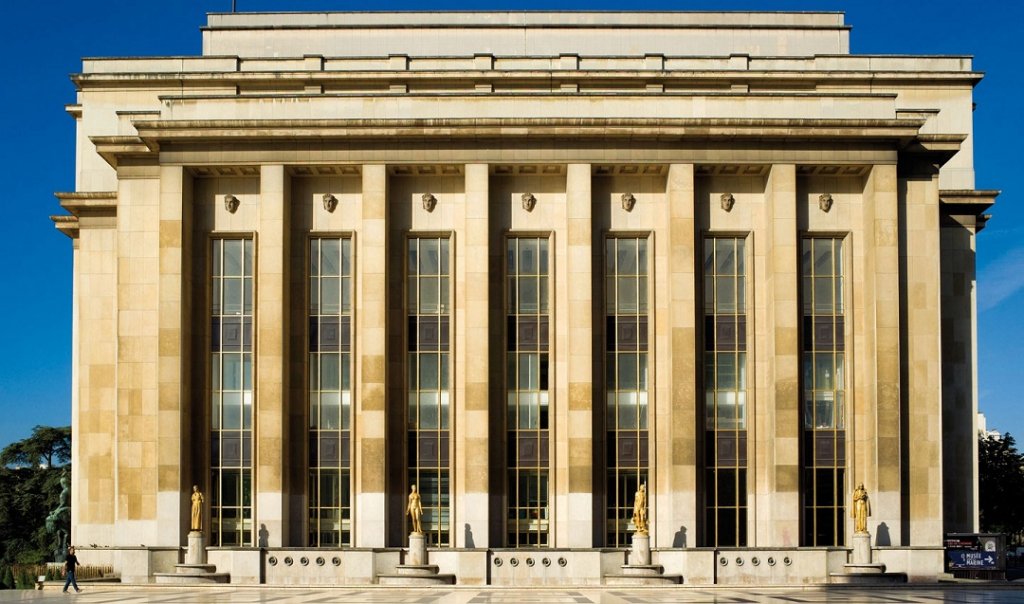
top-left (0, 1), bottom-right (1020, 449)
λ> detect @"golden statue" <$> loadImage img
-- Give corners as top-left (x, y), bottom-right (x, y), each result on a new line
top-left (190, 485), bottom-right (204, 531)
top-left (407, 484), bottom-right (424, 535)
top-left (631, 483), bottom-right (649, 536)
top-left (852, 482), bottom-right (871, 534)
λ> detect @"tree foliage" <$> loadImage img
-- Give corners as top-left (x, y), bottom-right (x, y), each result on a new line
top-left (979, 432), bottom-right (1024, 543)
top-left (0, 426), bottom-right (71, 469)
top-left (0, 426), bottom-right (71, 587)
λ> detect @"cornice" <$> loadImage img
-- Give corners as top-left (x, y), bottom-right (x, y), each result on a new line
top-left (939, 188), bottom-right (998, 232)
top-left (130, 117), bottom-right (925, 144)
top-left (55, 191), bottom-right (118, 217)
top-left (71, 69), bottom-right (983, 90)
top-left (50, 215), bottom-right (79, 239)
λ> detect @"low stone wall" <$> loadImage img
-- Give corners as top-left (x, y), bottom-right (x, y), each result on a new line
top-left (75, 547), bottom-right (179, 584)
top-left (76, 545), bottom-right (946, 585)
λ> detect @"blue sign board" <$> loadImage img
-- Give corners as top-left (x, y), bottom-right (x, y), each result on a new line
top-left (944, 533), bottom-right (1005, 572)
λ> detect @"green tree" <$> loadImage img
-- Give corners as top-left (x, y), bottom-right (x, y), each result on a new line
top-left (979, 432), bottom-right (1024, 543)
top-left (0, 426), bottom-right (71, 586)
top-left (0, 426), bottom-right (71, 469)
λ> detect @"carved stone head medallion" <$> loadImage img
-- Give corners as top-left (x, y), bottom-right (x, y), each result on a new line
top-left (521, 193), bottom-right (537, 212)
top-left (322, 193), bottom-right (338, 213)
top-left (421, 193), bottom-right (437, 213)
top-left (621, 193), bottom-right (637, 212)
top-left (224, 194), bottom-right (240, 214)
top-left (720, 193), bottom-right (736, 213)
top-left (818, 193), bottom-right (834, 213)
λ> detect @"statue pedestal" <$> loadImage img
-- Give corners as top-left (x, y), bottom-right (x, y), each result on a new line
top-left (154, 530), bottom-right (229, 584)
top-left (407, 533), bottom-right (427, 566)
top-left (851, 532), bottom-right (872, 565)
top-left (829, 531), bottom-right (905, 584)
top-left (630, 533), bottom-right (651, 566)
top-left (605, 533), bottom-right (682, 585)
top-left (378, 533), bottom-right (454, 585)
top-left (185, 531), bottom-right (207, 565)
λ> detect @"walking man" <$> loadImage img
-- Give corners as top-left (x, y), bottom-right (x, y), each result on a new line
top-left (62, 545), bottom-right (82, 593)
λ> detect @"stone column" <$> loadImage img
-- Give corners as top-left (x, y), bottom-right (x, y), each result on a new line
top-left (355, 164), bottom-right (388, 547)
top-left (899, 168), bottom-right (944, 546)
top-left (157, 166), bottom-right (193, 544)
top-left (565, 163), bottom-right (594, 547)
top-left (255, 165), bottom-right (289, 546)
top-left (756, 164), bottom-right (799, 546)
top-left (455, 164), bottom-right (490, 547)
top-left (655, 164), bottom-right (697, 548)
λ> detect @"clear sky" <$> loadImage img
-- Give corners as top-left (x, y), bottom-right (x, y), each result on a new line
top-left (0, 1), bottom-right (1020, 449)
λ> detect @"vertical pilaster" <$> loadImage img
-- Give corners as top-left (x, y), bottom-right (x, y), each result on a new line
top-left (74, 210), bottom-right (118, 546)
top-left (116, 173), bottom-right (161, 543)
top-left (941, 216), bottom-right (981, 533)
top-left (565, 163), bottom-right (594, 547)
top-left (900, 170), bottom-right (943, 545)
top-left (757, 164), bottom-right (799, 546)
top-left (355, 164), bottom-right (387, 547)
top-left (869, 165), bottom-right (903, 541)
top-left (157, 166), bottom-right (192, 544)
top-left (256, 165), bottom-right (289, 546)
top-left (455, 164), bottom-right (490, 547)
top-left (656, 164), bottom-right (697, 547)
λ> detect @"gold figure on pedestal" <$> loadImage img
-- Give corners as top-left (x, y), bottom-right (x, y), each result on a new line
top-left (190, 485), bottom-right (204, 531)
top-left (852, 482), bottom-right (871, 534)
top-left (407, 484), bottom-right (424, 535)
top-left (631, 483), bottom-right (649, 536)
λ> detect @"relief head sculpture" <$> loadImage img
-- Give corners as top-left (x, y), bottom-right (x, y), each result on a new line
top-left (224, 194), bottom-right (240, 214)
top-left (421, 193), bottom-right (437, 213)
top-left (819, 193), bottom-right (834, 213)
top-left (621, 193), bottom-right (636, 212)
top-left (521, 193), bottom-right (537, 212)
top-left (720, 193), bottom-right (736, 212)
top-left (322, 193), bottom-right (338, 213)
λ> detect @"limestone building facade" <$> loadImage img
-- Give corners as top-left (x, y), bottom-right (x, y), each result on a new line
top-left (52, 11), bottom-right (997, 584)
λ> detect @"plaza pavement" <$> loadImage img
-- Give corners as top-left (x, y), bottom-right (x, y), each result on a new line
top-left (0, 585), bottom-right (1022, 603)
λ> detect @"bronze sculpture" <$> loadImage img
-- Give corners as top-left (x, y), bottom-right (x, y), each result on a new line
top-left (407, 484), bottom-right (424, 535)
top-left (631, 482), bottom-right (649, 536)
top-left (190, 485), bottom-right (204, 531)
top-left (852, 482), bottom-right (870, 534)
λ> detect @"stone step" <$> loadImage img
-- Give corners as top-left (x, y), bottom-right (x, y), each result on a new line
top-left (394, 565), bottom-right (441, 576)
top-left (829, 571), bottom-right (907, 585)
top-left (619, 564), bottom-right (664, 576)
top-left (605, 573), bottom-right (683, 585)
top-left (175, 564), bottom-right (217, 575)
top-left (378, 573), bottom-right (455, 586)
top-left (153, 572), bottom-right (230, 585)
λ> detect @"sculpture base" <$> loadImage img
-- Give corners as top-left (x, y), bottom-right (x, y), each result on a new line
top-left (851, 532), bottom-right (872, 565)
top-left (154, 531), bottom-right (230, 584)
top-left (605, 538), bottom-right (683, 586)
top-left (630, 534), bottom-right (651, 566)
top-left (378, 533), bottom-right (455, 585)
top-left (407, 533), bottom-right (427, 566)
top-left (185, 531), bottom-right (207, 565)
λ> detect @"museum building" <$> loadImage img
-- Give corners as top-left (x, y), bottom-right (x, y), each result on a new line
top-left (52, 11), bottom-right (997, 584)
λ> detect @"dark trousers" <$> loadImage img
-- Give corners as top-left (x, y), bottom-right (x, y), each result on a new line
top-left (63, 570), bottom-right (79, 592)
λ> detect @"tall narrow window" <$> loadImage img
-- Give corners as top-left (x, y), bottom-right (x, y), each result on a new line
top-left (800, 237), bottom-right (847, 546)
top-left (308, 238), bottom-right (353, 546)
top-left (605, 236), bottom-right (650, 547)
top-left (407, 237), bottom-right (452, 546)
top-left (506, 237), bottom-right (551, 546)
top-left (702, 236), bottom-right (748, 547)
top-left (210, 238), bottom-right (254, 546)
